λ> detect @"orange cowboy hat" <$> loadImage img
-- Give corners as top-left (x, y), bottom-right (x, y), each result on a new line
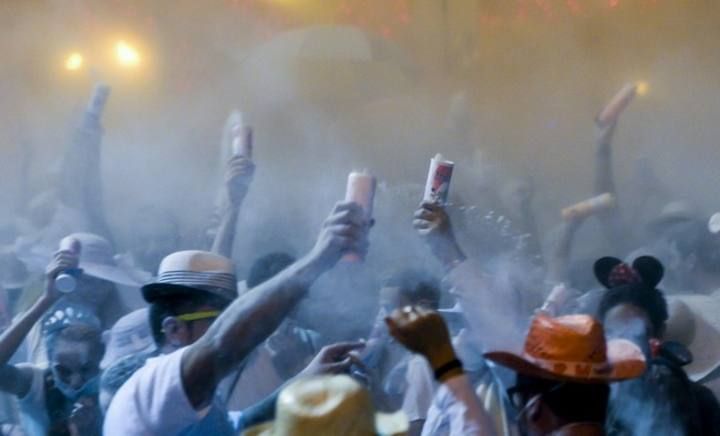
top-left (485, 314), bottom-right (646, 383)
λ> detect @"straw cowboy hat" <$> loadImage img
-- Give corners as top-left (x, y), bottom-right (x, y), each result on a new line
top-left (665, 291), bottom-right (720, 382)
top-left (142, 250), bottom-right (237, 303)
top-left (243, 375), bottom-right (407, 436)
top-left (61, 233), bottom-right (146, 287)
top-left (485, 314), bottom-right (646, 383)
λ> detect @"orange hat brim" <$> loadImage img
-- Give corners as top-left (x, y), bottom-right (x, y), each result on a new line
top-left (484, 338), bottom-right (646, 384)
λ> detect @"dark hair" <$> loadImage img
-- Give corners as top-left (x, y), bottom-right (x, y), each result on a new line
top-left (381, 268), bottom-right (441, 309)
top-left (597, 283), bottom-right (668, 337)
top-left (246, 252), bottom-right (296, 288)
top-left (46, 324), bottom-right (104, 360)
top-left (515, 374), bottom-right (610, 423)
top-left (148, 292), bottom-right (228, 346)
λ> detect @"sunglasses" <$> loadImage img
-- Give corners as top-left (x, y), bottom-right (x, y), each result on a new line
top-left (176, 311), bottom-right (221, 322)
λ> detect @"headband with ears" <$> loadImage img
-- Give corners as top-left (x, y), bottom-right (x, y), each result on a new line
top-left (594, 255), bottom-right (664, 289)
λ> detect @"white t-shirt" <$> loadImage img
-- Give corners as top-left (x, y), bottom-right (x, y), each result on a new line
top-left (401, 355), bottom-right (435, 422)
top-left (104, 347), bottom-right (234, 436)
top-left (14, 364), bottom-right (49, 436)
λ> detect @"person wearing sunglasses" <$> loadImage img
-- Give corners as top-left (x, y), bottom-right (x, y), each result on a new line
top-left (103, 201), bottom-right (371, 436)
top-left (485, 313), bottom-right (647, 436)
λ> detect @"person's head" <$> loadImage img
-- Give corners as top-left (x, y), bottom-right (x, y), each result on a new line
top-left (247, 252), bottom-right (297, 289)
top-left (43, 308), bottom-right (105, 401)
top-left (142, 250), bottom-right (238, 351)
top-left (650, 219), bottom-right (720, 287)
top-left (379, 268), bottom-right (441, 312)
top-left (485, 313), bottom-right (646, 435)
top-left (598, 284), bottom-right (668, 343)
top-left (594, 256), bottom-right (668, 348)
top-left (100, 308), bottom-right (155, 370)
top-left (509, 375), bottom-right (609, 436)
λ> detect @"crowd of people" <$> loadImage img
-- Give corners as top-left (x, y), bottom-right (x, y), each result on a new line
top-left (1, 82), bottom-right (720, 436)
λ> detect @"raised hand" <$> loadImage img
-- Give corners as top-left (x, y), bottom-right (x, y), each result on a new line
top-left (299, 341), bottom-right (366, 377)
top-left (385, 306), bottom-right (458, 373)
top-left (413, 202), bottom-right (465, 270)
top-left (45, 238), bottom-right (80, 299)
top-left (309, 201), bottom-right (370, 269)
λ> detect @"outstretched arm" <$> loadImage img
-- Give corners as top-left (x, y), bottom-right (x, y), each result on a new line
top-left (182, 202), bottom-right (370, 409)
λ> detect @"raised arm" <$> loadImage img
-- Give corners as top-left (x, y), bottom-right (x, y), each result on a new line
top-left (58, 85), bottom-right (114, 243)
top-left (545, 214), bottom-right (586, 285)
top-left (593, 121), bottom-right (629, 251)
top-left (210, 155), bottom-right (255, 258)
top-left (386, 307), bottom-right (498, 436)
top-left (593, 121), bottom-right (617, 197)
top-left (0, 248), bottom-right (75, 396)
top-left (502, 179), bottom-right (544, 267)
top-left (182, 201), bottom-right (369, 409)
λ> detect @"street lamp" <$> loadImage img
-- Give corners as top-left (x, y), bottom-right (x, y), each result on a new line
top-left (64, 52), bottom-right (84, 71)
top-left (115, 40), bottom-right (141, 68)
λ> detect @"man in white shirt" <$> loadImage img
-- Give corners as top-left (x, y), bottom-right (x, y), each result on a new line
top-left (104, 201), bottom-right (370, 436)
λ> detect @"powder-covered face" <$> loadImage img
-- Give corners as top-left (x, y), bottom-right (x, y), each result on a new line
top-left (50, 338), bottom-right (102, 391)
top-left (603, 303), bottom-right (654, 360)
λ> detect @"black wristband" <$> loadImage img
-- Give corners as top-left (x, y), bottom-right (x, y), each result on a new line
top-left (434, 359), bottom-right (463, 381)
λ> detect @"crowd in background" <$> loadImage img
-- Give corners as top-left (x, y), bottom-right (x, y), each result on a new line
top-left (0, 83), bottom-right (720, 436)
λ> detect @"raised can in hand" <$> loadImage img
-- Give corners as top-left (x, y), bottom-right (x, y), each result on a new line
top-left (596, 83), bottom-right (637, 128)
top-left (561, 193), bottom-right (615, 221)
top-left (423, 154), bottom-right (454, 205)
top-left (55, 237), bottom-right (82, 294)
top-left (342, 170), bottom-right (376, 262)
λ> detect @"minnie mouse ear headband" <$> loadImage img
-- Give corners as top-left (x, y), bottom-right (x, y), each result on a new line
top-left (593, 256), bottom-right (664, 289)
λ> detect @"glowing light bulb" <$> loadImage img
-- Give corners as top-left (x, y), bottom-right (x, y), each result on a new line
top-left (64, 52), bottom-right (84, 71)
top-left (115, 41), bottom-right (140, 67)
top-left (636, 81), bottom-right (650, 97)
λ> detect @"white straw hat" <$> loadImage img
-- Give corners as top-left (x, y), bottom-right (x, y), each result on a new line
top-left (142, 250), bottom-right (237, 303)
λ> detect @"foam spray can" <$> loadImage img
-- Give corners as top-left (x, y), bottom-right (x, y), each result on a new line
top-left (342, 170), bottom-right (376, 262)
top-left (423, 154), bottom-right (454, 205)
top-left (596, 84), bottom-right (637, 128)
top-left (230, 111), bottom-right (253, 159)
top-left (561, 193), bottom-right (615, 221)
top-left (54, 238), bottom-right (82, 294)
